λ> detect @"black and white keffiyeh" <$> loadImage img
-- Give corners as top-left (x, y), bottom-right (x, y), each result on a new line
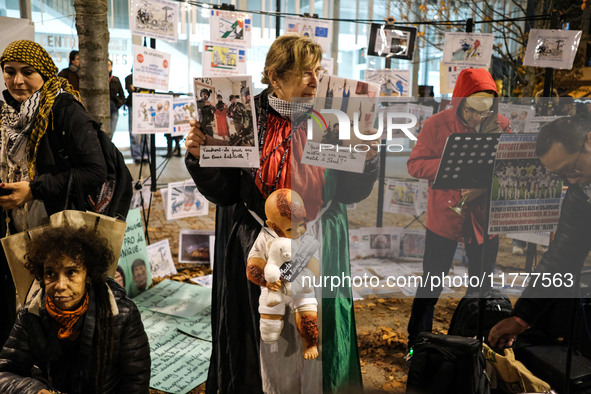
top-left (0, 90), bottom-right (41, 184)
top-left (268, 94), bottom-right (312, 120)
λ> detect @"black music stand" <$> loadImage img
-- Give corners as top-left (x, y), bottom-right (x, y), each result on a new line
top-left (432, 133), bottom-right (501, 341)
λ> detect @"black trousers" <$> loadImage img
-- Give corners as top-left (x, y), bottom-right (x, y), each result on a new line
top-left (407, 227), bottom-right (499, 347)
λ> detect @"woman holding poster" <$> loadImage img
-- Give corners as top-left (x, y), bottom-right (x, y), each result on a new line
top-left (186, 34), bottom-right (379, 393)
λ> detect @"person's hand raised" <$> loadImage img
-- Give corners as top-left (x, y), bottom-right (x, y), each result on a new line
top-left (185, 119), bottom-right (206, 159)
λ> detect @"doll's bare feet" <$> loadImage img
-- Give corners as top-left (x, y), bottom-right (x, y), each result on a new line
top-left (296, 312), bottom-right (319, 360)
top-left (303, 343), bottom-right (319, 360)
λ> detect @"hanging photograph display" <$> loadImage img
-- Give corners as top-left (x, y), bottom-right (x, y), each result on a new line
top-left (129, 0), bottom-right (179, 43)
top-left (132, 93), bottom-right (173, 134)
top-left (202, 40), bottom-right (247, 76)
top-left (284, 16), bottom-right (333, 53)
top-left (367, 24), bottom-right (416, 60)
top-left (132, 45), bottom-right (171, 92)
top-left (209, 10), bottom-right (252, 48)
top-left (524, 29), bottom-right (582, 70)
top-left (172, 96), bottom-right (197, 135)
top-left (442, 32), bottom-right (494, 67)
top-left (193, 75), bottom-right (259, 168)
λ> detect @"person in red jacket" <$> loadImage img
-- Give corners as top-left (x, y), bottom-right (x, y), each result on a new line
top-left (406, 68), bottom-right (511, 348)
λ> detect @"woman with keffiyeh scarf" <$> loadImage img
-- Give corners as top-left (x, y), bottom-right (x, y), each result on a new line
top-left (0, 40), bottom-right (107, 347)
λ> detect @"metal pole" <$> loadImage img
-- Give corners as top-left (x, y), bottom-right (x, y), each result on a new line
top-left (149, 38), bottom-right (157, 196)
top-left (276, 0), bottom-right (280, 38)
top-left (330, 0), bottom-right (340, 74)
top-left (376, 56), bottom-right (392, 227)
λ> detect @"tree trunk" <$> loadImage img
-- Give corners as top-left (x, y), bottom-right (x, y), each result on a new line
top-left (74, 0), bottom-right (111, 136)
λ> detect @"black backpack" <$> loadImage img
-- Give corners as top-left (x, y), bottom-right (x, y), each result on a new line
top-left (448, 288), bottom-right (513, 338)
top-left (78, 126), bottom-right (133, 220)
top-left (52, 94), bottom-right (133, 220)
top-left (406, 333), bottom-right (490, 394)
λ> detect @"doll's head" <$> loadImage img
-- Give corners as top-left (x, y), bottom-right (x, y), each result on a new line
top-left (265, 189), bottom-right (307, 239)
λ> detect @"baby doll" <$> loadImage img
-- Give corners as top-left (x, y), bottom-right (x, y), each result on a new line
top-left (246, 189), bottom-right (320, 360)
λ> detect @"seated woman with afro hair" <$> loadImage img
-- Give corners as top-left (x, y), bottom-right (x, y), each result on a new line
top-left (0, 225), bottom-right (150, 393)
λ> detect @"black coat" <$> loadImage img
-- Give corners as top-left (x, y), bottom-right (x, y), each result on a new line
top-left (513, 184), bottom-right (591, 324)
top-left (0, 278), bottom-right (151, 393)
top-left (109, 75), bottom-right (126, 110)
top-left (21, 92), bottom-right (107, 216)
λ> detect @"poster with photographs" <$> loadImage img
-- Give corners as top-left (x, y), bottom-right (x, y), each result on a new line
top-left (399, 229), bottom-right (426, 260)
top-left (132, 93), bottom-right (173, 134)
top-left (361, 227), bottom-right (401, 259)
top-left (383, 178), bottom-right (418, 216)
top-left (193, 76), bottom-right (259, 168)
top-left (179, 230), bottom-right (214, 264)
top-left (365, 69), bottom-right (411, 97)
top-left (129, 0), bottom-right (179, 43)
top-left (302, 75), bottom-right (381, 173)
top-left (489, 134), bottom-right (561, 234)
top-left (367, 24), bottom-right (416, 60)
top-left (132, 45), bottom-right (171, 92)
top-left (147, 239), bottom-right (177, 278)
top-left (202, 40), bottom-right (247, 76)
top-left (209, 10), bottom-right (252, 48)
top-left (167, 180), bottom-right (209, 220)
top-left (524, 29), bottom-right (582, 70)
top-left (498, 103), bottom-right (535, 134)
top-left (284, 16), bottom-right (332, 53)
top-left (117, 209), bottom-right (152, 298)
top-left (442, 32), bottom-right (494, 67)
top-left (172, 96), bottom-right (197, 135)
